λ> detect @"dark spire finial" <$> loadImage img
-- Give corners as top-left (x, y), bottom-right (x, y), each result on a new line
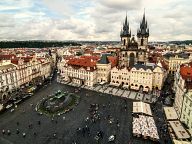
top-left (137, 9), bottom-right (149, 38)
top-left (120, 12), bottom-right (131, 38)
top-left (125, 12), bottom-right (128, 25)
top-left (142, 8), bottom-right (145, 24)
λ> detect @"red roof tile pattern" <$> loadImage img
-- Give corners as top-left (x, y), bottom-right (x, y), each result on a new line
top-left (0, 54), bottom-right (16, 60)
top-left (11, 58), bottom-right (20, 65)
top-left (108, 56), bottom-right (118, 68)
top-left (180, 63), bottom-right (192, 80)
top-left (67, 56), bottom-right (98, 71)
top-left (160, 60), bottom-right (168, 70)
top-left (180, 62), bottom-right (192, 89)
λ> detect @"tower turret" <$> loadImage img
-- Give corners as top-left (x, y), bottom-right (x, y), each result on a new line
top-left (137, 10), bottom-right (149, 47)
top-left (120, 14), bottom-right (131, 47)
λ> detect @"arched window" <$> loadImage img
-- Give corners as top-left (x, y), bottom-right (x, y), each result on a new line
top-left (123, 39), bottom-right (126, 45)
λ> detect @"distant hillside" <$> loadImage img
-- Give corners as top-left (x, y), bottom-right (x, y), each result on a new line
top-left (0, 41), bottom-right (81, 48)
top-left (168, 40), bottom-right (192, 45)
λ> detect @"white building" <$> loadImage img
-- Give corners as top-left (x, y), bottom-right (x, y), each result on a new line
top-left (59, 56), bottom-right (98, 87)
top-left (0, 56), bottom-right (52, 102)
top-left (110, 62), bottom-right (166, 92)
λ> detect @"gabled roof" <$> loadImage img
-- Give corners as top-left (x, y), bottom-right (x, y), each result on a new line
top-left (98, 54), bottom-right (109, 64)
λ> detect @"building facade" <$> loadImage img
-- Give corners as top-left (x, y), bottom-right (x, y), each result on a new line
top-left (0, 56), bottom-right (52, 102)
top-left (173, 62), bottom-right (192, 139)
top-left (60, 56), bottom-right (98, 87)
top-left (110, 63), bottom-right (165, 92)
top-left (163, 52), bottom-right (192, 74)
top-left (0, 62), bottom-right (18, 101)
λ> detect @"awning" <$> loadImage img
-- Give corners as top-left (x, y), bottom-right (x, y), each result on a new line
top-left (164, 107), bottom-right (178, 120)
top-left (131, 86), bottom-right (139, 90)
top-left (110, 82), bottom-right (120, 87)
top-left (169, 121), bottom-right (191, 140)
top-left (100, 81), bottom-right (106, 85)
top-left (123, 85), bottom-right (129, 88)
top-left (143, 87), bottom-right (149, 92)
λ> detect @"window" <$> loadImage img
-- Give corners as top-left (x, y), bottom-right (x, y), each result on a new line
top-left (186, 118), bottom-right (189, 125)
top-left (190, 101), bottom-right (192, 107)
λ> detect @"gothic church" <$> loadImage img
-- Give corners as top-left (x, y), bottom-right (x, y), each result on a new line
top-left (119, 12), bottom-right (149, 68)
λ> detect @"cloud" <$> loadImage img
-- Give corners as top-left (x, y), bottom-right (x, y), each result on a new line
top-left (97, 0), bottom-right (142, 10)
top-left (0, 0), bottom-right (191, 41)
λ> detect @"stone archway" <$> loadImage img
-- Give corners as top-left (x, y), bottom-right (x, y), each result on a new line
top-left (129, 53), bottom-right (135, 67)
top-left (81, 80), bottom-right (85, 85)
top-left (2, 94), bottom-right (6, 101)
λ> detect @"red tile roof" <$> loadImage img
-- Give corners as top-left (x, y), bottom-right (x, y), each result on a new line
top-left (108, 56), bottom-right (118, 68)
top-left (67, 56), bottom-right (98, 71)
top-left (11, 58), bottom-right (19, 65)
top-left (20, 56), bottom-right (33, 63)
top-left (0, 54), bottom-right (16, 60)
top-left (180, 63), bottom-right (192, 80)
top-left (160, 60), bottom-right (168, 70)
top-left (180, 63), bottom-right (192, 89)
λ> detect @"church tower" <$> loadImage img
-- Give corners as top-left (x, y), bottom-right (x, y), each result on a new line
top-left (137, 11), bottom-right (149, 64)
top-left (120, 14), bottom-right (131, 49)
top-left (137, 11), bottom-right (149, 48)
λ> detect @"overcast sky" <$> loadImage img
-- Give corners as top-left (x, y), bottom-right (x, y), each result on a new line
top-left (0, 0), bottom-right (191, 41)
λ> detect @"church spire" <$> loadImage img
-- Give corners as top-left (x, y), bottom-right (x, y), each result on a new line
top-left (120, 12), bottom-right (131, 38)
top-left (137, 9), bottom-right (149, 38)
top-left (125, 12), bottom-right (128, 26)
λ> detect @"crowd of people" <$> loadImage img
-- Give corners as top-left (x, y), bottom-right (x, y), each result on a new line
top-left (1, 119), bottom-right (41, 138)
top-left (73, 98), bottom-right (129, 143)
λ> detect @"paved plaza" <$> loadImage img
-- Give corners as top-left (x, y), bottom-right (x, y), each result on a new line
top-left (0, 80), bottom-right (156, 144)
top-left (62, 81), bottom-right (157, 104)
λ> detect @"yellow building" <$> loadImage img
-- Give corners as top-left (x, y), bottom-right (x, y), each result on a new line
top-left (163, 53), bottom-right (192, 74)
top-left (110, 62), bottom-right (166, 92)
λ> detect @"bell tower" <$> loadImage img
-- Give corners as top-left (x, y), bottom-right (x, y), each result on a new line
top-left (136, 10), bottom-right (149, 64)
top-left (137, 10), bottom-right (149, 48)
top-left (120, 14), bottom-right (131, 49)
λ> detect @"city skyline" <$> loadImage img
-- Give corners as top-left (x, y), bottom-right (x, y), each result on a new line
top-left (0, 0), bottom-right (191, 41)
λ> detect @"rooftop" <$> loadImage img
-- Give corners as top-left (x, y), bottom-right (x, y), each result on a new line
top-left (133, 63), bottom-right (158, 71)
top-left (180, 63), bottom-right (192, 89)
top-left (163, 52), bottom-right (189, 60)
top-left (67, 56), bottom-right (98, 70)
top-left (169, 121), bottom-right (191, 140)
top-left (0, 63), bottom-right (16, 71)
top-left (164, 107), bottom-right (178, 120)
top-left (133, 102), bottom-right (152, 116)
top-left (98, 54), bottom-right (110, 64)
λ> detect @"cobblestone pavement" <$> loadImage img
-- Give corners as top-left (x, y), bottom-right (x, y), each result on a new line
top-left (62, 81), bottom-right (157, 104)
top-left (0, 79), bottom-right (156, 144)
